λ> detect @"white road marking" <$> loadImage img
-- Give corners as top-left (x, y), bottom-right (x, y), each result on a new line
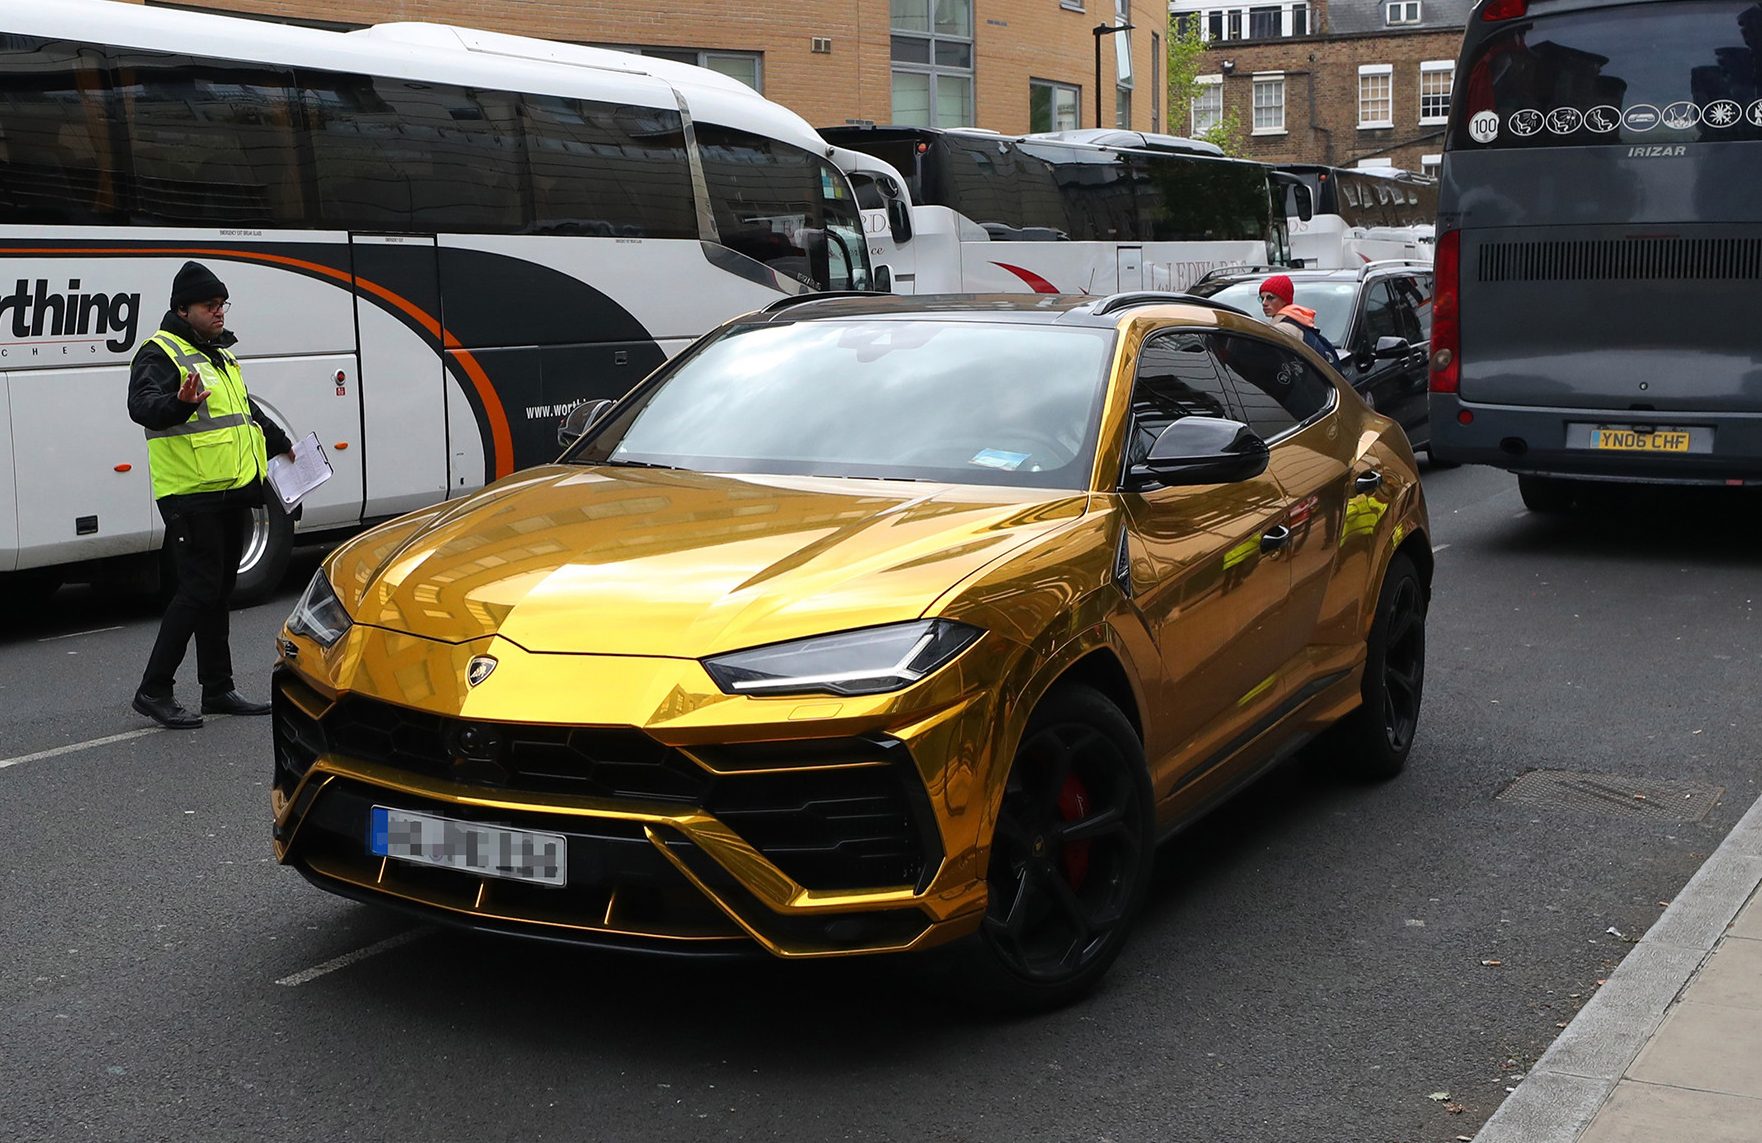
top-left (276, 929), bottom-right (431, 987)
top-left (1432, 543), bottom-right (1451, 554)
top-left (36, 625), bottom-right (125, 642)
top-left (0, 727), bottom-right (161, 771)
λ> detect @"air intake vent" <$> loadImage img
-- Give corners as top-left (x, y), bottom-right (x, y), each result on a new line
top-left (1477, 238), bottom-right (1762, 283)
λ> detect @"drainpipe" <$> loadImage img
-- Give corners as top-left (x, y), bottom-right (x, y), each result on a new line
top-left (1307, 54), bottom-right (1334, 165)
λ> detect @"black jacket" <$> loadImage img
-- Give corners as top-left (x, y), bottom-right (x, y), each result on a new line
top-left (127, 310), bottom-right (293, 513)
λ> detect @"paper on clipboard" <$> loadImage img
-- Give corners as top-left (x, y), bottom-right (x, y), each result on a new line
top-left (267, 432), bottom-right (332, 510)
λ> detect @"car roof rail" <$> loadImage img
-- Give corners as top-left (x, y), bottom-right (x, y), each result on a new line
top-left (1356, 259), bottom-right (1432, 279)
top-left (760, 290), bottom-right (886, 313)
top-left (1193, 263), bottom-right (1289, 285)
top-left (1089, 291), bottom-right (1253, 318)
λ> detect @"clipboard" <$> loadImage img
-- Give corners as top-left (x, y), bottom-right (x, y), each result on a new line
top-left (266, 432), bottom-right (333, 511)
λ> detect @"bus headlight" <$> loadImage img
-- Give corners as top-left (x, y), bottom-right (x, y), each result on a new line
top-left (286, 570), bottom-right (352, 648)
top-left (702, 619), bottom-right (982, 697)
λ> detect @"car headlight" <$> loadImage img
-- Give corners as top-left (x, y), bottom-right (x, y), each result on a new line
top-left (286, 570), bottom-right (352, 648)
top-left (702, 619), bottom-right (983, 697)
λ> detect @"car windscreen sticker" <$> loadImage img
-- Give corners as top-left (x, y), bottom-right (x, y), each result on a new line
top-left (1469, 110), bottom-right (1500, 143)
top-left (970, 448), bottom-right (1030, 471)
top-left (1750, 100), bottom-right (1762, 128)
top-left (1660, 102), bottom-right (1700, 130)
top-left (1584, 106), bottom-right (1620, 133)
top-left (1508, 109), bottom-right (1544, 137)
top-left (1704, 100), bottom-right (1741, 129)
top-left (1623, 105), bottom-right (1660, 131)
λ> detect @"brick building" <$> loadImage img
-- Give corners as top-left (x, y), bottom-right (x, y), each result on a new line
top-left (121, 0), bottom-right (1172, 137)
top-left (1167, 0), bottom-right (1470, 173)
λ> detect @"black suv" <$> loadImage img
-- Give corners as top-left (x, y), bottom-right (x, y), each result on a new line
top-left (1188, 263), bottom-right (1442, 461)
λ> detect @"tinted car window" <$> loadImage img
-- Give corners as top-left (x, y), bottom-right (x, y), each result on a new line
top-left (1208, 332), bottom-right (1334, 439)
top-left (1398, 273), bottom-right (1433, 340)
top-left (1361, 281), bottom-right (1404, 345)
top-left (1126, 331), bottom-right (1235, 467)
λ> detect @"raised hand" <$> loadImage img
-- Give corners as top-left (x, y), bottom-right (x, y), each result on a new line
top-left (176, 368), bottom-right (211, 406)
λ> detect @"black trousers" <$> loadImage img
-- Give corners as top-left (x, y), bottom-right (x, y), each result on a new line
top-left (140, 504), bottom-right (247, 698)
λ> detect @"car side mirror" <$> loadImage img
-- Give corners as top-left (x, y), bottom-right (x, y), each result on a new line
top-left (1141, 418), bottom-right (1270, 486)
top-left (1372, 336), bottom-right (1411, 359)
top-left (557, 398), bottom-right (614, 450)
top-left (872, 263), bottom-right (893, 293)
top-left (887, 198), bottom-right (913, 243)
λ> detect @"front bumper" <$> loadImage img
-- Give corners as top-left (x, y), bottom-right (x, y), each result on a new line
top-left (271, 632), bottom-right (998, 959)
top-left (1428, 395), bottom-right (1762, 484)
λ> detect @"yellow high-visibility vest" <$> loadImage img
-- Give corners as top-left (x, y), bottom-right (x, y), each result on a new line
top-left (140, 330), bottom-right (266, 500)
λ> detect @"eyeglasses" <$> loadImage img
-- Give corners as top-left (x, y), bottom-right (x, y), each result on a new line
top-left (194, 300), bottom-right (231, 314)
top-left (1258, 294), bottom-right (1282, 303)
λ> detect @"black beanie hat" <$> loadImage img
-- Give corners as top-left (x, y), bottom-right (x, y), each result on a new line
top-left (169, 261), bottom-right (228, 309)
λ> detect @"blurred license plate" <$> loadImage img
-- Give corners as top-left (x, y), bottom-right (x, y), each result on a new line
top-left (369, 806), bottom-right (565, 887)
top-left (1593, 427), bottom-right (1693, 452)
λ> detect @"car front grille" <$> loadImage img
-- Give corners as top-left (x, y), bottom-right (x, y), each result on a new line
top-left (273, 687), bottom-right (938, 892)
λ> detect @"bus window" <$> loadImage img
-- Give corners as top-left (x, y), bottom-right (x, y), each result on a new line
top-left (0, 37), bottom-right (125, 224)
top-left (521, 95), bottom-right (696, 239)
top-left (697, 124), bottom-right (866, 290)
top-left (113, 52), bottom-right (308, 227)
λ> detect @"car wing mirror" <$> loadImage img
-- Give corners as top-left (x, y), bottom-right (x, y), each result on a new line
top-left (1372, 336), bottom-right (1411, 359)
top-left (1141, 418), bottom-right (1269, 487)
top-left (558, 398), bottom-right (614, 450)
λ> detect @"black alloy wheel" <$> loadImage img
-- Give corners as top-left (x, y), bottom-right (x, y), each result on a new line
top-left (962, 684), bottom-right (1153, 1011)
top-left (1319, 550), bottom-right (1426, 781)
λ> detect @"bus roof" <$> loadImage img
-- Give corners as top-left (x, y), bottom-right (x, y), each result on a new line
top-left (4, 0), bottom-right (828, 153)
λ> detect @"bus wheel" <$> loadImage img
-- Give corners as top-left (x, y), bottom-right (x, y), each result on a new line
top-left (1518, 474), bottom-right (1577, 514)
top-left (232, 499), bottom-right (294, 607)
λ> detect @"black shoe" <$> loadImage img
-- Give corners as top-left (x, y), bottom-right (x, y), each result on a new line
top-left (201, 690), bottom-right (271, 716)
top-left (132, 691), bottom-right (203, 729)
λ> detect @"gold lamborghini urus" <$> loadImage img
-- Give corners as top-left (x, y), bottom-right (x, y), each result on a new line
top-left (272, 292), bottom-right (1431, 1008)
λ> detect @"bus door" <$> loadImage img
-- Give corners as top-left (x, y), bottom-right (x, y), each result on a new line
top-left (1117, 246), bottom-right (1144, 291)
top-left (349, 234), bottom-right (453, 514)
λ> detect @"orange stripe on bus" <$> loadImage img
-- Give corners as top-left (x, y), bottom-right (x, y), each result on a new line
top-left (0, 245), bottom-right (515, 478)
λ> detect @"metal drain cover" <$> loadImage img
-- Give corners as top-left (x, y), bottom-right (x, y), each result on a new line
top-left (1497, 770), bottom-right (1724, 823)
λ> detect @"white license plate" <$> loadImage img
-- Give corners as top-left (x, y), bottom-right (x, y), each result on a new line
top-left (369, 806), bottom-right (566, 887)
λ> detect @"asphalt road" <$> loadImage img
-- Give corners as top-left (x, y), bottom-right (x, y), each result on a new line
top-left (3, 464), bottom-right (1758, 1143)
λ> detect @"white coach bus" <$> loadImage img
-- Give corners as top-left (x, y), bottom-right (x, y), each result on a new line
top-left (820, 125), bottom-right (1293, 295)
top-left (1278, 164), bottom-right (1438, 269)
top-left (0, 0), bottom-right (882, 602)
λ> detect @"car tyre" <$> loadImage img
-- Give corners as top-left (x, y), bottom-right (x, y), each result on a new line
top-left (952, 683), bottom-right (1155, 1012)
top-left (1518, 474), bottom-right (1577, 513)
top-left (1318, 551), bottom-right (1426, 781)
top-left (1422, 446), bottom-right (1460, 470)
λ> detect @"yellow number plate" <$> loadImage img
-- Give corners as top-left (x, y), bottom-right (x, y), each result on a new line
top-left (1594, 428), bottom-right (1692, 453)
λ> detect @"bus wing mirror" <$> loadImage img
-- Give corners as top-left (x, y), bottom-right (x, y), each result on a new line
top-left (1292, 184), bottom-right (1314, 222)
top-left (558, 398), bottom-right (614, 450)
top-left (887, 198), bottom-right (913, 243)
top-left (872, 264), bottom-right (893, 293)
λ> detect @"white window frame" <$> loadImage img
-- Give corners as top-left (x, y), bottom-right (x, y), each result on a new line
top-left (1030, 79), bottom-right (1082, 132)
top-left (1386, 0), bottom-right (1421, 24)
top-left (1192, 73), bottom-right (1223, 135)
top-left (1418, 59), bottom-right (1453, 125)
top-left (1358, 63), bottom-right (1394, 130)
top-left (1420, 153), bottom-right (1442, 176)
top-left (1251, 72), bottom-right (1286, 135)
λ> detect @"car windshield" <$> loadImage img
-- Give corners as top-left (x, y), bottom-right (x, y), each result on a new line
top-left (566, 318), bottom-right (1116, 489)
top-left (1196, 279), bottom-right (1358, 346)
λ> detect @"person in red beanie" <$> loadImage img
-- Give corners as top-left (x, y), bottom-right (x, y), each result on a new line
top-left (1257, 273), bottom-right (1341, 367)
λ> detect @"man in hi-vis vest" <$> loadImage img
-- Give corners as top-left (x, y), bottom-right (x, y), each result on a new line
top-left (126, 261), bottom-right (293, 729)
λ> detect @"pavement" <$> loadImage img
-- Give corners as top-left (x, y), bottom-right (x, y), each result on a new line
top-left (1475, 787), bottom-right (1762, 1143)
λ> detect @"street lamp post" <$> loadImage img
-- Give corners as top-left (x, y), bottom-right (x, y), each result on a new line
top-left (1092, 21), bottom-right (1135, 129)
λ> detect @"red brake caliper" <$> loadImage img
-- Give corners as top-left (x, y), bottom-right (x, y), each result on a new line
top-left (1057, 773), bottom-right (1092, 890)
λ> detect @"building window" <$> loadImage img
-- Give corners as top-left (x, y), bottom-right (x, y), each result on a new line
top-left (1030, 79), bottom-right (1081, 131)
top-left (1151, 31), bottom-right (1161, 131)
top-left (1386, 0), bottom-right (1421, 24)
top-left (1192, 74), bottom-right (1223, 134)
top-left (1358, 64), bottom-right (1393, 129)
top-left (1247, 6), bottom-right (1281, 39)
top-left (1117, 85), bottom-right (1133, 128)
top-left (1420, 153), bottom-right (1442, 176)
top-left (1174, 13), bottom-right (1200, 36)
top-left (1419, 60), bottom-right (1453, 124)
top-left (1252, 73), bottom-right (1285, 133)
top-left (601, 47), bottom-right (763, 92)
top-left (890, 0), bottom-right (974, 127)
top-left (1207, 11), bottom-right (1225, 39)
top-left (1173, 3), bottom-right (1311, 41)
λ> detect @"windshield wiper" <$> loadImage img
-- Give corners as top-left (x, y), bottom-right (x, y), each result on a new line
top-left (601, 459), bottom-right (683, 471)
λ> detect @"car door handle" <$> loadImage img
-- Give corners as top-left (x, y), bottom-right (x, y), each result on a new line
top-left (1260, 524), bottom-right (1291, 552)
top-left (1355, 470), bottom-right (1383, 493)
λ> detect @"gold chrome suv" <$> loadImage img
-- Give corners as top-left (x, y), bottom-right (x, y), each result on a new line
top-left (272, 292), bottom-right (1431, 1007)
